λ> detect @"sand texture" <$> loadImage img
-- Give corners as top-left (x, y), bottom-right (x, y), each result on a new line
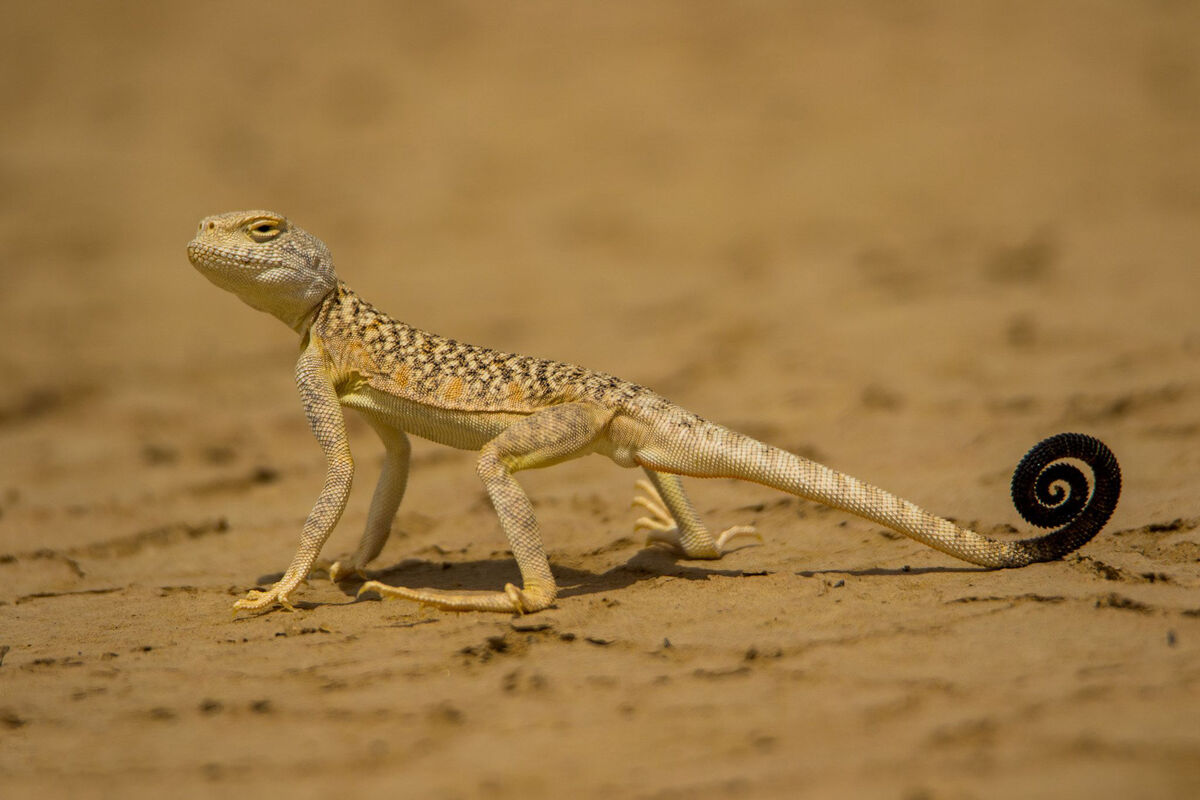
top-left (2, 2), bottom-right (1199, 798)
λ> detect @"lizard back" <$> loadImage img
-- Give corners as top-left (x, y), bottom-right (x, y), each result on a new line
top-left (314, 283), bottom-right (651, 415)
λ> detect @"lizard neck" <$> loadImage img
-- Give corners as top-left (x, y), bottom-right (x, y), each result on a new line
top-left (303, 281), bottom-right (360, 338)
top-left (284, 282), bottom-right (340, 337)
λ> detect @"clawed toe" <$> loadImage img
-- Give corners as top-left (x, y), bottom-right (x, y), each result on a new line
top-left (328, 560), bottom-right (366, 583)
top-left (634, 515), bottom-right (677, 534)
top-left (715, 524), bottom-right (762, 551)
top-left (633, 479), bottom-right (684, 545)
top-left (642, 523), bottom-right (762, 559)
top-left (632, 480), bottom-right (674, 528)
top-left (644, 527), bottom-right (687, 552)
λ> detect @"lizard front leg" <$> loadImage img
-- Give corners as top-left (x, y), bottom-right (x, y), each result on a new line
top-left (359, 402), bottom-right (612, 613)
top-left (234, 345), bottom-right (353, 613)
top-left (633, 469), bottom-right (760, 559)
top-left (329, 421), bottom-right (410, 583)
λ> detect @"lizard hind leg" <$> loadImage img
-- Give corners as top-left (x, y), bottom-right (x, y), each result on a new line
top-left (359, 402), bottom-right (613, 614)
top-left (633, 469), bottom-right (761, 559)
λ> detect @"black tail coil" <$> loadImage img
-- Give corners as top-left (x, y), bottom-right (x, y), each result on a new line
top-left (1009, 432), bottom-right (1122, 562)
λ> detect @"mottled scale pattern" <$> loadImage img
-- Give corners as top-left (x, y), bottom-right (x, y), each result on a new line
top-left (317, 283), bottom-right (654, 414)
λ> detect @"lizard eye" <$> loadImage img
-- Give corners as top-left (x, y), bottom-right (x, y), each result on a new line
top-left (247, 220), bottom-right (286, 243)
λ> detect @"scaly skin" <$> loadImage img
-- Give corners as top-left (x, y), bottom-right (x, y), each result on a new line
top-left (187, 210), bottom-right (1121, 615)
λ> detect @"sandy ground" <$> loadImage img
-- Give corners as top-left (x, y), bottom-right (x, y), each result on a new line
top-left (2, 2), bottom-right (1199, 798)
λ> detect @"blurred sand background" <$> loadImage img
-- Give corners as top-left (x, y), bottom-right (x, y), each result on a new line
top-left (2, 1), bottom-right (1199, 798)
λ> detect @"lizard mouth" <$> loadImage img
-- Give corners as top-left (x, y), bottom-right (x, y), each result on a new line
top-left (186, 240), bottom-right (281, 270)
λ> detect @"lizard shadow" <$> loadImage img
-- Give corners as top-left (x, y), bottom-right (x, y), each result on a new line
top-left (797, 565), bottom-right (984, 577)
top-left (304, 547), bottom-right (755, 604)
top-left (249, 557), bottom-right (976, 611)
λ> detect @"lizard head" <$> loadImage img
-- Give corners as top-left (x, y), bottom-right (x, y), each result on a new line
top-left (187, 210), bottom-right (339, 332)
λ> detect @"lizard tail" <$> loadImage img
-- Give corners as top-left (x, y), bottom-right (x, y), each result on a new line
top-left (637, 426), bottom-right (1121, 568)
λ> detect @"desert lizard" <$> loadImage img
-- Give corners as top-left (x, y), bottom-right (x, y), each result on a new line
top-left (187, 210), bottom-right (1121, 614)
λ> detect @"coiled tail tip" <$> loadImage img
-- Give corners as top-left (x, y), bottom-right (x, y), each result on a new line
top-left (1009, 432), bottom-right (1121, 562)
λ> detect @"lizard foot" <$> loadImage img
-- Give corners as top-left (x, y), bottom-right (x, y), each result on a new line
top-left (632, 478), bottom-right (676, 535)
top-left (644, 524), bottom-right (762, 558)
top-left (327, 559), bottom-right (367, 583)
top-left (232, 581), bottom-right (300, 614)
top-left (357, 580), bottom-right (555, 614)
top-left (632, 479), bottom-right (762, 559)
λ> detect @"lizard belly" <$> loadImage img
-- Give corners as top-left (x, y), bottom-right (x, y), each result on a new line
top-left (340, 384), bottom-right (527, 450)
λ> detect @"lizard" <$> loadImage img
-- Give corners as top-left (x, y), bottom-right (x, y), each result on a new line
top-left (187, 209), bottom-right (1121, 615)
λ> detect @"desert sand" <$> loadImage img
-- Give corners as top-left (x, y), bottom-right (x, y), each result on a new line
top-left (2, 2), bottom-right (1199, 798)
